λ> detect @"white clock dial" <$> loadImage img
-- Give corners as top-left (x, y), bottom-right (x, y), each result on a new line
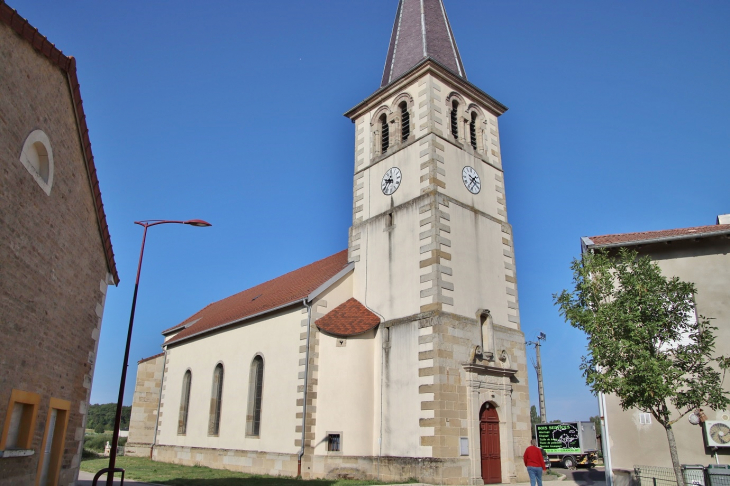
top-left (381, 167), bottom-right (402, 195)
top-left (462, 166), bottom-right (481, 194)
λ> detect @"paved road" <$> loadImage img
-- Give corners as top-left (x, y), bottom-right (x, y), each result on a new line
top-left (552, 466), bottom-right (606, 485)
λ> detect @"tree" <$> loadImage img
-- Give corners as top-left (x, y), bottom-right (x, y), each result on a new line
top-left (530, 405), bottom-right (541, 426)
top-left (554, 248), bottom-right (729, 486)
top-left (589, 415), bottom-right (601, 434)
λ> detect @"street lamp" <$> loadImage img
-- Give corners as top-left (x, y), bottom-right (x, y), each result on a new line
top-left (93, 219), bottom-right (211, 486)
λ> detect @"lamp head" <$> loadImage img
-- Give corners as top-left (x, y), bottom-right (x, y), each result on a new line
top-left (184, 219), bottom-right (212, 227)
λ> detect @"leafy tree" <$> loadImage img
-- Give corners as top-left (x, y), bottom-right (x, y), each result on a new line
top-left (94, 423), bottom-right (105, 434)
top-left (86, 403), bottom-right (131, 432)
top-left (589, 415), bottom-right (601, 434)
top-left (530, 405), bottom-right (541, 426)
top-left (554, 248), bottom-right (729, 486)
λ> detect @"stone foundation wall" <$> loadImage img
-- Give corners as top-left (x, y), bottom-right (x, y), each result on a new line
top-left (151, 445), bottom-right (471, 484)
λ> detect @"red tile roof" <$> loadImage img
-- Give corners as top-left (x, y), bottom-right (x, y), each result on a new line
top-left (138, 352), bottom-right (164, 364)
top-left (316, 298), bottom-right (380, 337)
top-left (164, 250), bottom-right (351, 345)
top-left (587, 224), bottom-right (730, 248)
top-left (1, 2), bottom-right (119, 284)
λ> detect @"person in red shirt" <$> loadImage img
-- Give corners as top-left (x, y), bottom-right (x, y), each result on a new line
top-left (524, 439), bottom-right (547, 486)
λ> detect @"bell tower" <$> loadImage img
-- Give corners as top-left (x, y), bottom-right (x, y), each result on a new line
top-left (345, 1), bottom-right (532, 483)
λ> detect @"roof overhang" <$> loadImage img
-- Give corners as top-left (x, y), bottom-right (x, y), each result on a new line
top-left (581, 229), bottom-right (730, 254)
top-left (344, 57), bottom-right (508, 121)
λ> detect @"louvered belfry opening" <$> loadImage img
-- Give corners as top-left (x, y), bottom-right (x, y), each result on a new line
top-left (246, 355), bottom-right (264, 436)
top-left (451, 101), bottom-right (459, 139)
top-left (400, 102), bottom-right (410, 142)
top-left (178, 370), bottom-right (192, 435)
top-left (380, 114), bottom-right (390, 153)
top-left (208, 364), bottom-right (224, 436)
top-left (470, 112), bottom-right (477, 150)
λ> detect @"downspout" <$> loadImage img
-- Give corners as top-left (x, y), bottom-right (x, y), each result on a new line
top-left (297, 298), bottom-right (312, 477)
top-left (598, 392), bottom-right (613, 486)
top-left (150, 349), bottom-right (167, 459)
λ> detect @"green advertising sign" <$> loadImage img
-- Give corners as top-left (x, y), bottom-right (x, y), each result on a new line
top-left (535, 423), bottom-right (581, 454)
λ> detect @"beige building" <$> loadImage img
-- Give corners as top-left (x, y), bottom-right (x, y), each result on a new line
top-left (0, 2), bottom-right (118, 485)
top-left (127, 1), bottom-right (532, 484)
top-left (582, 215), bottom-right (730, 484)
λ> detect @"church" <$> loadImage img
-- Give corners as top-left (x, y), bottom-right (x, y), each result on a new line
top-left (127, 1), bottom-right (532, 483)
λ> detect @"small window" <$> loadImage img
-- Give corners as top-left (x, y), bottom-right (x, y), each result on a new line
top-left (178, 370), bottom-right (192, 435)
top-left (327, 433), bottom-right (341, 452)
top-left (0, 389), bottom-right (41, 450)
top-left (380, 114), bottom-right (390, 154)
top-left (470, 112), bottom-right (478, 150)
top-left (400, 102), bottom-right (410, 142)
top-left (36, 398), bottom-right (70, 486)
top-left (208, 364), bottom-right (224, 436)
top-left (450, 101), bottom-right (459, 139)
top-left (639, 413), bottom-right (652, 425)
top-left (246, 356), bottom-right (264, 437)
top-left (19, 129), bottom-right (54, 195)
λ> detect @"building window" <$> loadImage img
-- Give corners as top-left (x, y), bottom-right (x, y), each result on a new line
top-left (19, 129), bottom-right (54, 195)
top-left (35, 398), bottom-right (70, 486)
top-left (639, 413), bottom-right (652, 425)
top-left (208, 364), bottom-right (224, 436)
top-left (178, 370), bottom-right (192, 435)
top-left (327, 433), bottom-right (342, 452)
top-left (246, 356), bottom-right (264, 437)
top-left (450, 100), bottom-right (459, 140)
top-left (0, 389), bottom-right (41, 451)
top-left (380, 114), bottom-right (390, 154)
top-left (470, 112), bottom-right (478, 150)
top-left (400, 101), bottom-right (410, 142)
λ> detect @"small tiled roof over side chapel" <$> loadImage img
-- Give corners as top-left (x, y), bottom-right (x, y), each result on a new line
top-left (381, 0), bottom-right (466, 87)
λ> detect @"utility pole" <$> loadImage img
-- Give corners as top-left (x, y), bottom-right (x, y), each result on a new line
top-left (527, 332), bottom-right (547, 422)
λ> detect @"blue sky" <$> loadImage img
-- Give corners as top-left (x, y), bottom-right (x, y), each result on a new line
top-left (12, 0), bottom-right (729, 421)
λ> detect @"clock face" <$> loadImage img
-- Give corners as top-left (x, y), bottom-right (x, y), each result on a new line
top-left (381, 167), bottom-right (402, 195)
top-left (462, 166), bottom-right (481, 194)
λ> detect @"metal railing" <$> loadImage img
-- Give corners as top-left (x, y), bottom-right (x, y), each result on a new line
top-left (635, 465), bottom-right (730, 486)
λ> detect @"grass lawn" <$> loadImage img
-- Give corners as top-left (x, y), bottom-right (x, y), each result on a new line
top-left (80, 457), bottom-right (406, 486)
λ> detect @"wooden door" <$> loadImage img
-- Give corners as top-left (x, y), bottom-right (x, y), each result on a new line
top-left (480, 403), bottom-right (501, 484)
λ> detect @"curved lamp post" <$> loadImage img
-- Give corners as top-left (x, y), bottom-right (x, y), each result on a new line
top-left (94, 219), bottom-right (211, 486)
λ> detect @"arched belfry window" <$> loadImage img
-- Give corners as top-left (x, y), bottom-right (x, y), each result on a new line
top-left (178, 370), bottom-right (192, 435)
top-left (380, 114), bottom-right (390, 154)
top-left (450, 101), bottom-right (459, 140)
top-left (246, 355), bottom-right (264, 437)
top-left (208, 364), bottom-right (224, 436)
top-left (470, 112), bottom-right (478, 150)
top-left (399, 101), bottom-right (410, 142)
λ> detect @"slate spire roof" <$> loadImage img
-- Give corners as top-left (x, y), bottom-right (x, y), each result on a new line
top-left (381, 0), bottom-right (466, 87)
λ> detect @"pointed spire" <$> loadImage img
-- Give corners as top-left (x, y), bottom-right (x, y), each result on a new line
top-left (381, 0), bottom-right (466, 87)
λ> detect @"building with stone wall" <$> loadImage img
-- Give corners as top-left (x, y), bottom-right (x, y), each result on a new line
top-left (582, 215), bottom-right (730, 486)
top-left (128, 1), bottom-right (531, 484)
top-left (0, 2), bottom-right (118, 484)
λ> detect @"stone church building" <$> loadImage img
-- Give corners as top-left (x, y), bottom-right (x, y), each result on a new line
top-left (128, 1), bottom-right (532, 483)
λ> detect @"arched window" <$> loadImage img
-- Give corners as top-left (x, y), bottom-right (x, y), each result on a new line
top-left (208, 364), bottom-right (224, 436)
top-left (450, 101), bottom-right (459, 140)
top-left (246, 356), bottom-right (264, 436)
top-left (399, 101), bottom-right (410, 142)
top-left (178, 370), bottom-right (192, 435)
top-left (470, 112), bottom-right (478, 150)
top-left (380, 114), bottom-right (390, 154)
top-left (19, 129), bottom-right (54, 195)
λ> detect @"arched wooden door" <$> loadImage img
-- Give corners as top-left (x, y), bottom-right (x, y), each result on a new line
top-left (479, 403), bottom-right (501, 484)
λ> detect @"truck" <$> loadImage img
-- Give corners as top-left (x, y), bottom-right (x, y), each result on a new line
top-left (534, 421), bottom-right (598, 469)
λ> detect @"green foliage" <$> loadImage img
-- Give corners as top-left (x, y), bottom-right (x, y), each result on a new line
top-left (530, 405), bottom-right (541, 425)
top-left (589, 415), bottom-right (601, 433)
top-left (554, 248), bottom-right (730, 486)
top-left (86, 403), bottom-right (131, 432)
top-left (554, 248), bottom-right (729, 427)
top-left (83, 433), bottom-right (127, 452)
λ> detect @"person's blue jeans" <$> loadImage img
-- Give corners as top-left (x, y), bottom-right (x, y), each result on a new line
top-left (527, 466), bottom-right (543, 486)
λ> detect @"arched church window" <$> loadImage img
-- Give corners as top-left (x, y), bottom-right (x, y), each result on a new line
top-left (208, 364), bottom-right (224, 436)
top-left (399, 101), bottom-right (410, 142)
top-left (178, 370), bottom-right (192, 435)
top-left (380, 114), bottom-right (390, 154)
top-left (246, 355), bottom-right (264, 437)
top-left (450, 101), bottom-right (459, 140)
top-left (470, 112), bottom-right (478, 150)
